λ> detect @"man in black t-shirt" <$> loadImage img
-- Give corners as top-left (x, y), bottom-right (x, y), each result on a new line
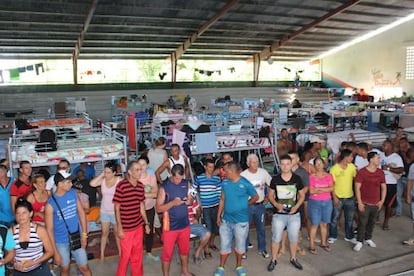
top-left (267, 155), bottom-right (306, 272)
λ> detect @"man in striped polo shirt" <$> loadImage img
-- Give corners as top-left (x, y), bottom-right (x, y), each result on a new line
top-left (113, 161), bottom-right (150, 276)
top-left (193, 158), bottom-right (222, 251)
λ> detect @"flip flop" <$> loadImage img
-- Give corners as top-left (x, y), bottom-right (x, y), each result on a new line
top-left (236, 266), bottom-right (247, 276)
top-left (214, 266), bottom-right (225, 276)
top-left (319, 245), bottom-right (332, 252)
top-left (309, 247), bottom-right (318, 255)
top-left (193, 255), bottom-right (202, 264)
top-left (403, 239), bottom-right (414, 245)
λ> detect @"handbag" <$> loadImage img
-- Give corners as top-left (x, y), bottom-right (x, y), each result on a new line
top-left (51, 195), bottom-right (82, 250)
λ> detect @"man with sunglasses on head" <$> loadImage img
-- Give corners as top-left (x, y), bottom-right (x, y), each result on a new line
top-left (46, 159), bottom-right (71, 193)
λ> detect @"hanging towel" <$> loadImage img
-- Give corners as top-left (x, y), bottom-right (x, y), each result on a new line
top-left (9, 68), bottom-right (20, 80)
top-left (172, 129), bottom-right (186, 154)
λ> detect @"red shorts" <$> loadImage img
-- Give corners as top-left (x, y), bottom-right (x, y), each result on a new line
top-left (161, 226), bottom-right (190, 262)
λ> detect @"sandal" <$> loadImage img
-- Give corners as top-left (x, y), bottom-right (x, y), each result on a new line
top-left (193, 255), bottom-right (202, 264)
top-left (309, 247), bottom-right (318, 255)
top-left (236, 266), bottom-right (247, 276)
top-left (204, 252), bottom-right (213, 259)
top-left (383, 225), bottom-right (390, 231)
top-left (214, 266), bottom-right (225, 276)
top-left (403, 239), bottom-right (414, 245)
top-left (319, 245), bottom-right (332, 252)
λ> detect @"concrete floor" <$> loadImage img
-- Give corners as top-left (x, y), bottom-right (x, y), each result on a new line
top-left (72, 206), bottom-right (414, 276)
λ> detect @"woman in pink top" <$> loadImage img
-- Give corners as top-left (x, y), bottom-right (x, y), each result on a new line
top-left (90, 161), bottom-right (121, 261)
top-left (137, 156), bottom-right (159, 261)
top-left (308, 157), bottom-right (334, 254)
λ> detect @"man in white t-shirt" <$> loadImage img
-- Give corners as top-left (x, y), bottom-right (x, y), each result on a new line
top-left (381, 140), bottom-right (404, 230)
top-left (46, 159), bottom-right (71, 192)
top-left (354, 142), bottom-right (369, 171)
top-left (240, 154), bottom-right (272, 259)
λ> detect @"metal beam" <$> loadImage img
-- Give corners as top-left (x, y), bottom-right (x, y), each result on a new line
top-left (172, 0), bottom-right (240, 60)
top-left (253, 54), bottom-right (260, 87)
top-left (258, 0), bottom-right (362, 60)
top-left (171, 53), bottom-right (177, 89)
top-left (73, 0), bottom-right (98, 85)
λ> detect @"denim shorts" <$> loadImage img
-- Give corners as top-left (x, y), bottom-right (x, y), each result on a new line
top-left (56, 243), bottom-right (88, 267)
top-left (308, 199), bottom-right (333, 225)
top-left (190, 223), bottom-right (210, 240)
top-left (271, 213), bottom-right (301, 243)
top-left (100, 211), bottom-right (116, 224)
top-left (219, 220), bottom-right (249, 254)
top-left (202, 206), bottom-right (219, 235)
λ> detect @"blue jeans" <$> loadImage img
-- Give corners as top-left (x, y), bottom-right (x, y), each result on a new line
top-left (246, 203), bottom-right (266, 252)
top-left (329, 197), bottom-right (355, 240)
top-left (396, 177), bottom-right (408, 215)
top-left (202, 205), bottom-right (219, 235)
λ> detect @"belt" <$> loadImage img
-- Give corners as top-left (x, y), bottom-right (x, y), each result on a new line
top-left (255, 201), bottom-right (264, 205)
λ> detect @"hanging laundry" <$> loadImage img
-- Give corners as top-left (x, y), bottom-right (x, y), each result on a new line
top-left (35, 63), bottom-right (44, 75)
top-left (17, 67), bottom-right (26, 73)
top-left (26, 65), bottom-right (34, 71)
top-left (9, 68), bottom-right (20, 80)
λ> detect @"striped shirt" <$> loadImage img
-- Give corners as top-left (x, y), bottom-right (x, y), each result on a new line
top-left (193, 173), bottom-right (221, 208)
top-left (13, 223), bottom-right (43, 272)
top-left (113, 178), bottom-right (145, 231)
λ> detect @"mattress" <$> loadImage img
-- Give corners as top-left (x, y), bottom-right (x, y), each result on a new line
top-left (12, 134), bottom-right (124, 166)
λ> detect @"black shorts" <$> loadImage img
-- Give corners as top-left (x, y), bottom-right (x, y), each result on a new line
top-left (384, 184), bottom-right (397, 208)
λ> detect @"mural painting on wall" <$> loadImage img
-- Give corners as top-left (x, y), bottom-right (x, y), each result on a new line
top-left (371, 69), bottom-right (401, 86)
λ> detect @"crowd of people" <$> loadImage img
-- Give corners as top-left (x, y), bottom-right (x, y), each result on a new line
top-left (0, 128), bottom-right (414, 275)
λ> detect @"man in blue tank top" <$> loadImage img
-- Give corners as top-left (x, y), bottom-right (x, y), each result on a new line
top-left (214, 161), bottom-right (258, 276)
top-left (156, 164), bottom-right (194, 276)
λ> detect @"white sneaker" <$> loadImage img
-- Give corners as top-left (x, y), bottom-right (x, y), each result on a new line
top-left (344, 237), bottom-right (358, 244)
top-left (364, 239), bottom-right (377, 248)
top-left (327, 237), bottom-right (337, 244)
top-left (353, 242), bottom-right (363, 252)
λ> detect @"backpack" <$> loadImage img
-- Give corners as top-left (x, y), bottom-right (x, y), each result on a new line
top-left (0, 224), bottom-right (8, 252)
top-left (35, 128), bottom-right (57, 152)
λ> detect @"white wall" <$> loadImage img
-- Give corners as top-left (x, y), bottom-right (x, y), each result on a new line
top-left (322, 18), bottom-right (414, 98)
top-left (0, 87), bottom-right (330, 122)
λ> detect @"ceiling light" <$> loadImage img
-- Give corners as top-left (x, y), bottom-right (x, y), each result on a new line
top-left (314, 11), bottom-right (414, 60)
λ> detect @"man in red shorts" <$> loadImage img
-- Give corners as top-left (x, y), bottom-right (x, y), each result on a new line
top-left (156, 164), bottom-right (194, 276)
top-left (113, 160), bottom-right (151, 276)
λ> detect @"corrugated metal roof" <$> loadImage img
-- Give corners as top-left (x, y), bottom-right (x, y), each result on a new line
top-left (1, 0), bottom-right (413, 61)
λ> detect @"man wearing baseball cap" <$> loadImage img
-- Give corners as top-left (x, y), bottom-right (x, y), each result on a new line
top-left (45, 170), bottom-right (91, 276)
